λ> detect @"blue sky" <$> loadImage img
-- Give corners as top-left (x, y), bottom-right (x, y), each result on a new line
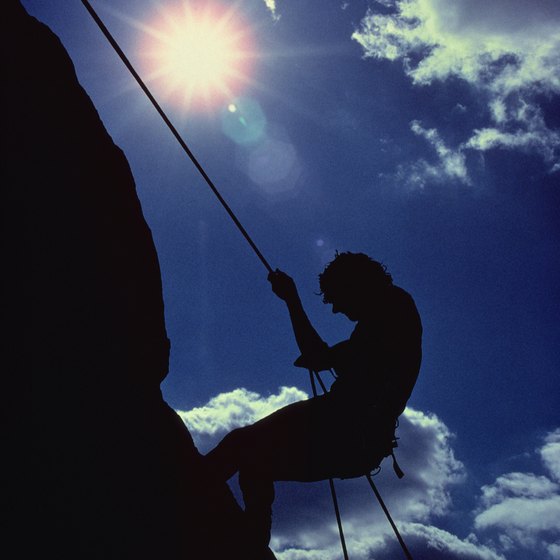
top-left (22, 1), bottom-right (559, 558)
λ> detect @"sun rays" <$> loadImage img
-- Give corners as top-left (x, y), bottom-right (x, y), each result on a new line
top-left (136, 1), bottom-right (256, 112)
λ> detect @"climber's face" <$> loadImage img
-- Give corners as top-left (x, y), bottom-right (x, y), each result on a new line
top-left (327, 282), bottom-right (387, 322)
top-left (329, 293), bottom-right (361, 321)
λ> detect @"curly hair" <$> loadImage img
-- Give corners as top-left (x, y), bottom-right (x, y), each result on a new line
top-left (318, 251), bottom-right (393, 303)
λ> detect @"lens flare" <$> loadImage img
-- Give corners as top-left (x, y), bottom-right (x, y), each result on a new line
top-left (139, 1), bottom-right (255, 111)
top-left (221, 97), bottom-right (266, 144)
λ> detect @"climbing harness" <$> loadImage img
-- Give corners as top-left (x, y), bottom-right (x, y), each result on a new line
top-left (80, 3), bottom-right (413, 558)
top-left (309, 370), bottom-right (414, 560)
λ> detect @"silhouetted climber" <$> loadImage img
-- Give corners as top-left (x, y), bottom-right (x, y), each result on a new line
top-left (206, 252), bottom-right (422, 552)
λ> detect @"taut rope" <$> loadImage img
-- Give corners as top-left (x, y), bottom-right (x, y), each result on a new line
top-left (80, 0), bottom-right (273, 274)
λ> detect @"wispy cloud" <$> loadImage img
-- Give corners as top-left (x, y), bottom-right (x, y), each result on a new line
top-left (263, 0), bottom-right (280, 22)
top-left (355, 0), bottom-right (560, 93)
top-left (396, 120), bottom-right (471, 189)
top-left (465, 106), bottom-right (560, 164)
top-left (473, 429), bottom-right (560, 558)
top-left (353, 0), bottom-right (560, 181)
top-left (541, 429), bottom-right (560, 481)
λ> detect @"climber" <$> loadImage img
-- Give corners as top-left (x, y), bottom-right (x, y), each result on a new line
top-left (205, 251), bottom-right (422, 549)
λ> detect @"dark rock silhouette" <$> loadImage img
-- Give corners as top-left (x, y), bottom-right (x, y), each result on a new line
top-left (3, 2), bottom-right (271, 558)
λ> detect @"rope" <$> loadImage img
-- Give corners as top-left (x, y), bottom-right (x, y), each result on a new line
top-left (329, 478), bottom-right (349, 560)
top-left (308, 370), bottom-right (349, 560)
top-left (366, 475), bottom-right (414, 560)
top-left (80, 0), bottom-right (273, 274)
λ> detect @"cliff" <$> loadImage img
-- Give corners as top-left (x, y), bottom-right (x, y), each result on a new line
top-left (2, 2), bottom-right (270, 557)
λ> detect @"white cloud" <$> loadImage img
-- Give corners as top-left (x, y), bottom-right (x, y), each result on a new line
top-left (397, 120), bottom-right (471, 188)
top-left (541, 428), bottom-right (560, 482)
top-left (383, 407), bottom-right (465, 519)
top-left (377, 523), bottom-right (506, 560)
top-left (478, 472), bottom-right (559, 506)
top-left (177, 386), bottom-right (307, 441)
top-left (465, 100), bottom-right (560, 162)
top-left (353, 0), bottom-right (560, 92)
top-left (549, 543), bottom-right (560, 560)
top-left (475, 474), bottom-right (560, 538)
top-left (473, 429), bottom-right (560, 558)
top-left (263, 0), bottom-right (280, 21)
top-left (353, 0), bottom-right (560, 178)
top-left (274, 523), bottom-right (505, 560)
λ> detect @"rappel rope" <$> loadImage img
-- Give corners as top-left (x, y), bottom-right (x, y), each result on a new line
top-left (366, 475), bottom-right (414, 560)
top-left (80, 0), bottom-right (273, 274)
top-left (80, 2), bottom-right (412, 558)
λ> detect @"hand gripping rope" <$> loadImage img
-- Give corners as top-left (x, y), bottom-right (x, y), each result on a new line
top-left (80, 2), bottom-right (413, 558)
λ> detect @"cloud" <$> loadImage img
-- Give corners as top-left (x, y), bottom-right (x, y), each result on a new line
top-left (396, 120), bottom-right (471, 188)
top-left (541, 429), bottom-right (560, 481)
top-left (475, 474), bottom-right (560, 538)
top-left (465, 101), bottom-right (560, 164)
top-left (373, 523), bottom-right (506, 560)
top-left (380, 407), bottom-right (465, 519)
top-left (263, 0), bottom-right (280, 21)
top-left (355, 0), bottom-right (560, 92)
top-left (473, 429), bottom-right (560, 558)
top-left (274, 523), bottom-right (505, 560)
top-left (177, 386), bottom-right (307, 449)
top-left (353, 0), bottom-right (560, 179)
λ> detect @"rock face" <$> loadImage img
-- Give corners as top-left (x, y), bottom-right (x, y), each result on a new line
top-left (3, 2), bottom-right (263, 557)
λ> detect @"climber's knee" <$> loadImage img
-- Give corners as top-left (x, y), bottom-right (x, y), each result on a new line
top-left (205, 425), bottom-right (253, 481)
top-left (239, 466), bottom-right (275, 508)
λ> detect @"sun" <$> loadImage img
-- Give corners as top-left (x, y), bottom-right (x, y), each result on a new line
top-left (139, 1), bottom-right (255, 111)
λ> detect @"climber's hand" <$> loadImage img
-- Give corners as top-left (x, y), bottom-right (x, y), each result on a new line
top-left (268, 269), bottom-right (299, 303)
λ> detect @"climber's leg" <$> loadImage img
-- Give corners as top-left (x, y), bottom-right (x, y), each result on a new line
top-left (238, 467), bottom-right (275, 548)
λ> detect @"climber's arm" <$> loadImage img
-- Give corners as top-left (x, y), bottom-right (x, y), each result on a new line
top-left (268, 270), bottom-right (330, 369)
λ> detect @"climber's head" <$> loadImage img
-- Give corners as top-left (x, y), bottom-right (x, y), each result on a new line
top-left (319, 252), bottom-right (393, 321)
